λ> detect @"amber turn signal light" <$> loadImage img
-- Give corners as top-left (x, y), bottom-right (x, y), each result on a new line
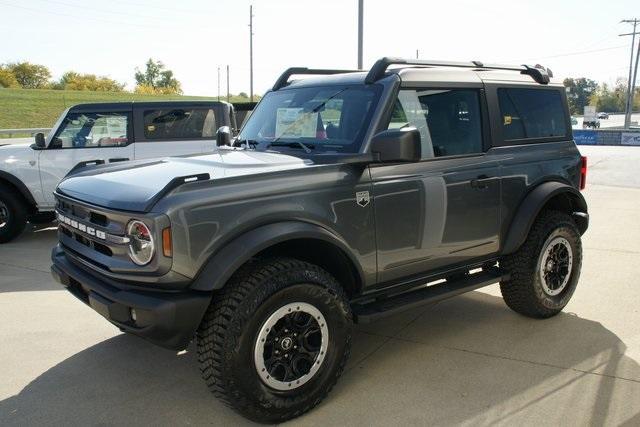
top-left (162, 227), bottom-right (172, 257)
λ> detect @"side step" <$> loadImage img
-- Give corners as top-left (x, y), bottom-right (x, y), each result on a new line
top-left (352, 268), bottom-right (506, 324)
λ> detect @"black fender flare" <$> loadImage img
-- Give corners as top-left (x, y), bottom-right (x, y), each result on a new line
top-left (190, 221), bottom-right (366, 292)
top-left (502, 181), bottom-right (588, 255)
top-left (0, 170), bottom-right (36, 206)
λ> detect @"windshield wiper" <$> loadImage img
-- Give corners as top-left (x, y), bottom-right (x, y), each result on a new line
top-left (235, 138), bottom-right (259, 148)
top-left (260, 140), bottom-right (313, 153)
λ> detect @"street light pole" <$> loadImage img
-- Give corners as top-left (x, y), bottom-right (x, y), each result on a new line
top-left (249, 5), bottom-right (254, 101)
top-left (621, 19), bottom-right (639, 129)
top-left (357, 0), bottom-right (363, 69)
top-left (217, 66), bottom-right (220, 102)
top-left (226, 65), bottom-right (230, 103)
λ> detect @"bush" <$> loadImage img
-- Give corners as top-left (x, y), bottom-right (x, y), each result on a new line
top-left (0, 67), bottom-right (20, 88)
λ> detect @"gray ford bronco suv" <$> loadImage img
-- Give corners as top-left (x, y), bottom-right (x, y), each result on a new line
top-left (51, 58), bottom-right (588, 423)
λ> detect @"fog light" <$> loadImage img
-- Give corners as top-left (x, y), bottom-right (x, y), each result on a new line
top-left (131, 308), bottom-right (137, 322)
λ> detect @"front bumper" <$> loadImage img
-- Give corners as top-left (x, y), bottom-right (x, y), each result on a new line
top-left (51, 244), bottom-right (211, 350)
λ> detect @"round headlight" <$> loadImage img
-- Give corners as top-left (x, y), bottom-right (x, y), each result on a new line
top-left (127, 220), bottom-right (154, 265)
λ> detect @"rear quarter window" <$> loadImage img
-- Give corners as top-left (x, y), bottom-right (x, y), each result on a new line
top-left (498, 88), bottom-right (568, 142)
top-left (143, 108), bottom-right (216, 140)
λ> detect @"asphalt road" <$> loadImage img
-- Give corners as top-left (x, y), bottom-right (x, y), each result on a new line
top-left (572, 113), bottom-right (640, 130)
top-left (1, 146), bottom-right (640, 426)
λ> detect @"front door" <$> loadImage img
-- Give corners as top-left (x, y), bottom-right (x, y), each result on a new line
top-left (133, 106), bottom-right (218, 159)
top-left (371, 87), bottom-right (500, 284)
top-left (39, 111), bottom-right (133, 206)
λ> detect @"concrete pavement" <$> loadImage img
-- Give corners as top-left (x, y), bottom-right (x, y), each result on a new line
top-left (1, 146), bottom-right (640, 426)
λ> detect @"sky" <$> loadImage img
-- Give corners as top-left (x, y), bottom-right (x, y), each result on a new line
top-left (1, 0), bottom-right (639, 96)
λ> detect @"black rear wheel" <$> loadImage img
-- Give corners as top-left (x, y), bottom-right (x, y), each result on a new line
top-left (500, 210), bottom-right (582, 318)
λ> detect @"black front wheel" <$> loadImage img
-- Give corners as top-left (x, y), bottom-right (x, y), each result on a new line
top-left (197, 258), bottom-right (352, 423)
top-left (0, 186), bottom-right (27, 243)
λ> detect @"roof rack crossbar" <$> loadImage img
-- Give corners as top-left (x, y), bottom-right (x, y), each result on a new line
top-left (272, 67), bottom-right (360, 91)
top-left (364, 57), bottom-right (551, 85)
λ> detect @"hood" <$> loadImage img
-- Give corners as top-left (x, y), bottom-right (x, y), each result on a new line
top-left (56, 149), bottom-right (315, 212)
top-left (0, 141), bottom-right (32, 152)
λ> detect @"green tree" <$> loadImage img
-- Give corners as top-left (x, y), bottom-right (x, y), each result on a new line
top-left (6, 62), bottom-right (51, 89)
top-left (563, 77), bottom-right (598, 115)
top-left (589, 78), bottom-right (627, 113)
top-left (238, 92), bottom-right (248, 98)
top-left (134, 59), bottom-right (182, 94)
top-left (56, 71), bottom-right (124, 91)
top-left (0, 66), bottom-right (20, 88)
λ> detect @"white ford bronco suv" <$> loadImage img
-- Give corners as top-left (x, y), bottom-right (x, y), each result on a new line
top-left (0, 100), bottom-right (251, 242)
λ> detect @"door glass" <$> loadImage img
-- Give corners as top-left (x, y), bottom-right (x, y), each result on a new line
top-left (52, 112), bottom-right (129, 148)
top-left (143, 108), bottom-right (216, 140)
top-left (387, 89), bottom-right (483, 158)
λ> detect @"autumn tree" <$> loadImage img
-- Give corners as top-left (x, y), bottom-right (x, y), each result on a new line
top-left (55, 71), bottom-right (124, 91)
top-left (5, 62), bottom-right (51, 89)
top-left (134, 59), bottom-right (182, 94)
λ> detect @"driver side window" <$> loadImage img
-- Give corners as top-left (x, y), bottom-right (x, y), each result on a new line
top-left (52, 112), bottom-right (130, 149)
top-left (387, 89), bottom-right (483, 159)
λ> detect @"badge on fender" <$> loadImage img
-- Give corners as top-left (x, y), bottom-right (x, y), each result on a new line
top-left (356, 191), bottom-right (370, 207)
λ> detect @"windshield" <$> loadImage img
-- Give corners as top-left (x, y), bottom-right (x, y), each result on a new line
top-left (239, 85), bottom-right (380, 153)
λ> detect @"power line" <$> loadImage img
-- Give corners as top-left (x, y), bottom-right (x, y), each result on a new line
top-left (0, 0), bottom-right (164, 30)
top-left (31, 0), bottom-right (169, 24)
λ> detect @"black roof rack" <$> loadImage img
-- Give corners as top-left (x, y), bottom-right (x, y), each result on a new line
top-left (364, 57), bottom-right (553, 85)
top-left (272, 67), bottom-right (360, 91)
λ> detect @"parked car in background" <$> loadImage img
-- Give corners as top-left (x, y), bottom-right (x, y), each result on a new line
top-left (571, 116), bottom-right (578, 126)
top-left (597, 112), bottom-right (609, 119)
top-left (0, 100), bottom-right (253, 243)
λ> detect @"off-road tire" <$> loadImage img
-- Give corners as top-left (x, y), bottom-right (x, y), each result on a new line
top-left (197, 257), bottom-right (353, 423)
top-left (500, 210), bottom-right (582, 318)
top-left (0, 185), bottom-right (28, 243)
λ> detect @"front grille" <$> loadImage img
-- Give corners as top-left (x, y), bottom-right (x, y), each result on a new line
top-left (90, 212), bottom-right (108, 227)
top-left (58, 199), bottom-right (111, 228)
top-left (62, 226), bottom-right (114, 257)
top-left (55, 194), bottom-right (131, 269)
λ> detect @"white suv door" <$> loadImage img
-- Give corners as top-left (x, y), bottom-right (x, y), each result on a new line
top-left (133, 106), bottom-right (217, 159)
top-left (38, 110), bottom-right (134, 206)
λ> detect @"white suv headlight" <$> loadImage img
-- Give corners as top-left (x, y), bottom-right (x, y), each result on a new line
top-left (127, 220), bottom-right (155, 265)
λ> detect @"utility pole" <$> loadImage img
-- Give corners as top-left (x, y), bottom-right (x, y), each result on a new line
top-left (249, 5), bottom-right (254, 101)
top-left (217, 66), bottom-right (220, 101)
top-left (226, 65), bottom-right (230, 103)
top-left (357, 0), bottom-right (363, 69)
top-left (621, 19), bottom-right (639, 129)
top-left (416, 49), bottom-right (419, 59)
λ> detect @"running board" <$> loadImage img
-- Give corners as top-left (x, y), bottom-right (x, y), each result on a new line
top-left (352, 269), bottom-right (506, 324)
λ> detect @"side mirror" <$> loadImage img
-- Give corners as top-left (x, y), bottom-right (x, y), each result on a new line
top-left (33, 132), bottom-right (46, 149)
top-left (370, 127), bottom-right (421, 162)
top-left (216, 126), bottom-right (232, 147)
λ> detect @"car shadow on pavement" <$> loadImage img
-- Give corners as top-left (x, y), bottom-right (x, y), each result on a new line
top-left (0, 222), bottom-right (61, 293)
top-left (1, 292), bottom-right (638, 426)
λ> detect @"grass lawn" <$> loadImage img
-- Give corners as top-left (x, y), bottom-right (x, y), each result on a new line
top-left (0, 88), bottom-right (252, 132)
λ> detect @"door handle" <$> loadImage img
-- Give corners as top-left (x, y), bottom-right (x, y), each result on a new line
top-left (470, 175), bottom-right (492, 189)
top-left (109, 157), bottom-right (129, 163)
